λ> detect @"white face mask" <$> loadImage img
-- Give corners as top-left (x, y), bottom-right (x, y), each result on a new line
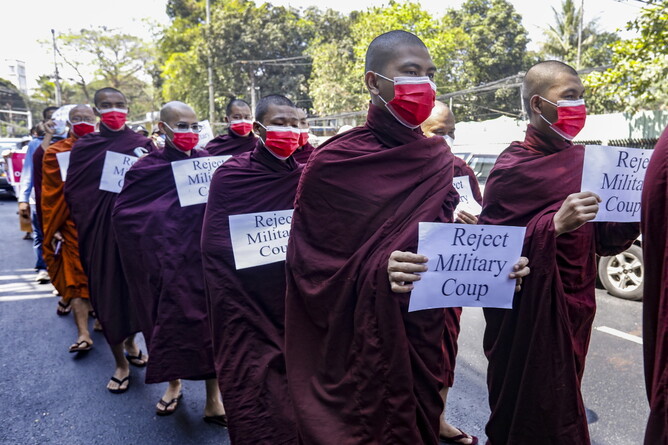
top-left (443, 135), bottom-right (455, 147)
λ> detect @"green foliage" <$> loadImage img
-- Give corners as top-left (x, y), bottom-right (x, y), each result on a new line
top-left (584, 0), bottom-right (668, 112)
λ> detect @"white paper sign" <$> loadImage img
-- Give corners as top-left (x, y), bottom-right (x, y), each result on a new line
top-left (229, 209), bottom-right (294, 270)
top-left (580, 145), bottom-right (652, 222)
top-left (453, 175), bottom-right (482, 215)
top-left (56, 151), bottom-right (70, 182)
top-left (99, 151), bottom-right (138, 193)
top-left (409, 222), bottom-right (526, 311)
top-left (171, 155), bottom-right (230, 207)
top-left (197, 120), bottom-right (214, 149)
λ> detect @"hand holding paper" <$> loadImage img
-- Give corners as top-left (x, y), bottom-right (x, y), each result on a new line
top-left (387, 250), bottom-right (428, 293)
top-left (553, 191), bottom-right (601, 236)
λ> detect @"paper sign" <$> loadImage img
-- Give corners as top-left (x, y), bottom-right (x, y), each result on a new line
top-left (56, 151), bottom-right (70, 182)
top-left (228, 209), bottom-right (294, 270)
top-left (409, 222), bottom-right (526, 311)
top-left (197, 120), bottom-right (214, 149)
top-left (580, 145), bottom-right (652, 222)
top-left (8, 152), bottom-right (25, 185)
top-left (99, 151), bottom-right (138, 193)
top-left (171, 155), bottom-right (230, 206)
top-left (453, 175), bottom-right (482, 215)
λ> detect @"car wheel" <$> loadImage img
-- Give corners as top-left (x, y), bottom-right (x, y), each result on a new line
top-left (597, 244), bottom-right (643, 301)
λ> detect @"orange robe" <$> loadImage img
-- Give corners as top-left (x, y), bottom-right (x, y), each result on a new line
top-left (41, 137), bottom-right (89, 301)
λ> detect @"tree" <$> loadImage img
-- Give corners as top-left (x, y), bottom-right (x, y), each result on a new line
top-left (539, 0), bottom-right (619, 69)
top-left (54, 27), bottom-right (158, 119)
top-left (584, 0), bottom-right (668, 113)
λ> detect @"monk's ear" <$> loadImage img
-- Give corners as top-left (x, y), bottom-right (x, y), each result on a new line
top-left (365, 71), bottom-right (380, 96)
top-left (224, 116), bottom-right (230, 124)
top-left (530, 95), bottom-right (543, 116)
top-left (253, 121), bottom-right (264, 137)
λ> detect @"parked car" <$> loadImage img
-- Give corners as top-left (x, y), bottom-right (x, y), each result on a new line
top-left (457, 148), bottom-right (644, 301)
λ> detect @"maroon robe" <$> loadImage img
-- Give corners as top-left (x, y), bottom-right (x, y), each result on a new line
top-left (204, 129), bottom-right (257, 156)
top-left (640, 124), bottom-right (668, 444)
top-left (479, 125), bottom-right (639, 444)
top-left (442, 157), bottom-right (483, 387)
top-left (201, 141), bottom-right (301, 445)
top-left (32, 146), bottom-right (45, 226)
top-left (284, 104), bottom-right (459, 445)
top-left (112, 145), bottom-right (216, 384)
top-left (292, 142), bottom-right (315, 164)
top-left (64, 126), bottom-right (154, 346)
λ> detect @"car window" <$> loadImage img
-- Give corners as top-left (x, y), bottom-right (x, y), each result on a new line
top-left (468, 155), bottom-right (498, 186)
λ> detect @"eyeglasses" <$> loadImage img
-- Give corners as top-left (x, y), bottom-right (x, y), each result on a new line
top-left (69, 117), bottom-right (96, 124)
top-left (168, 122), bottom-right (203, 133)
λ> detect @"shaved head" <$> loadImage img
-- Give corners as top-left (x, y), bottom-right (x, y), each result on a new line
top-left (421, 100), bottom-right (456, 139)
top-left (93, 87), bottom-right (126, 107)
top-left (69, 104), bottom-right (95, 120)
top-left (160, 101), bottom-right (196, 123)
top-left (365, 30), bottom-right (428, 73)
top-left (255, 95), bottom-right (295, 123)
top-left (522, 61), bottom-right (579, 117)
top-left (226, 98), bottom-right (251, 117)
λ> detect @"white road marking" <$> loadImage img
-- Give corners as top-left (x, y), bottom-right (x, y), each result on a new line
top-left (0, 294), bottom-right (56, 302)
top-left (595, 326), bottom-right (643, 345)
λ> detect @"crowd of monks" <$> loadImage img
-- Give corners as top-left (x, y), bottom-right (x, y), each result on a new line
top-left (25, 29), bottom-right (666, 445)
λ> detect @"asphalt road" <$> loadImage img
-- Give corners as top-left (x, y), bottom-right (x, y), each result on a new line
top-left (0, 194), bottom-right (650, 444)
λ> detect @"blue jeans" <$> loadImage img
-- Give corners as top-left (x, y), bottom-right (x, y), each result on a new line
top-left (32, 210), bottom-right (46, 271)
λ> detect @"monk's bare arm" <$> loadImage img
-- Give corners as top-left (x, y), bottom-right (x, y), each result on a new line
top-left (388, 251), bottom-right (428, 293)
top-left (553, 191), bottom-right (601, 236)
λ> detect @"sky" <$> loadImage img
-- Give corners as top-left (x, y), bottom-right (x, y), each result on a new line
top-left (0, 0), bottom-right (645, 92)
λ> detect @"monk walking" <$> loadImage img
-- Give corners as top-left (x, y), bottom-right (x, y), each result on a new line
top-left (41, 104), bottom-right (97, 353)
top-left (205, 98), bottom-right (256, 156)
top-left (65, 87), bottom-right (153, 393)
top-left (421, 100), bottom-right (481, 444)
top-left (640, 123), bottom-right (668, 445)
top-left (201, 94), bottom-right (301, 444)
top-left (478, 61), bottom-right (639, 444)
top-left (285, 30), bottom-right (529, 444)
top-left (112, 101), bottom-right (226, 421)
top-left (292, 108), bottom-right (314, 164)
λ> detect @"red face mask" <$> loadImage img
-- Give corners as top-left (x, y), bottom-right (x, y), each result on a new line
top-left (298, 129), bottom-right (309, 147)
top-left (71, 122), bottom-right (96, 138)
top-left (260, 124), bottom-right (301, 159)
top-left (538, 97), bottom-right (587, 141)
top-left (164, 123), bottom-right (199, 151)
top-left (375, 74), bottom-right (436, 129)
top-left (229, 120), bottom-right (253, 136)
top-left (97, 108), bottom-right (128, 131)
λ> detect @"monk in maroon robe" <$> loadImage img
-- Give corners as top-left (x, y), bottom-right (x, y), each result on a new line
top-left (421, 100), bottom-right (481, 444)
top-left (292, 108), bottom-right (315, 164)
top-left (640, 124), bottom-right (668, 444)
top-left (204, 98), bottom-right (257, 156)
top-left (202, 94), bottom-right (302, 444)
top-left (113, 101), bottom-right (226, 419)
top-left (284, 31), bottom-right (463, 445)
top-left (65, 87), bottom-right (153, 393)
top-left (478, 61), bottom-right (639, 444)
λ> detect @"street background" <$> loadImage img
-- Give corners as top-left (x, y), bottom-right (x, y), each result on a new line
top-left (0, 194), bottom-right (648, 444)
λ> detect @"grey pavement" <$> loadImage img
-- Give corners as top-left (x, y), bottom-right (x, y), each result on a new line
top-left (0, 194), bottom-right (650, 444)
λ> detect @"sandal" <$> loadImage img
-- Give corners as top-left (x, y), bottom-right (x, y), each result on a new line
top-left (69, 340), bottom-right (92, 353)
top-left (156, 394), bottom-right (183, 416)
top-left (107, 375), bottom-right (130, 394)
top-left (440, 428), bottom-right (478, 444)
top-left (56, 300), bottom-right (71, 316)
top-left (125, 350), bottom-right (148, 367)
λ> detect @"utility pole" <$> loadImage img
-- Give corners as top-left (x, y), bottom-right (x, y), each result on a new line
top-left (576, 0), bottom-right (585, 70)
top-left (51, 29), bottom-right (62, 106)
top-left (206, 0), bottom-right (215, 123)
top-left (250, 70), bottom-right (256, 112)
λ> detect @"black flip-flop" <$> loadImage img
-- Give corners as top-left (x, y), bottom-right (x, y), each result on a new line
top-left (125, 350), bottom-right (147, 367)
top-left (203, 414), bottom-right (228, 427)
top-left (107, 375), bottom-right (130, 394)
top-left (440, 428), bottom-right (478, 445)
top-left (56, 300), bottom-right (71, 316)
top-left (156, 394), bottom-right (183, 416)
top-left (68, 340), bottom-right (92, 353)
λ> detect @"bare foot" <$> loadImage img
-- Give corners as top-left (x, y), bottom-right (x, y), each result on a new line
top-left (156, 380), bottom-right (182, 415)
top-left (204, 378), bottom-right (226, 417)
top-left (107, 365), bottom-right (130, 393)
top-left (440, 422), bottom-right (476, 444)
top-left (93, 319), bottom-right (103, 332)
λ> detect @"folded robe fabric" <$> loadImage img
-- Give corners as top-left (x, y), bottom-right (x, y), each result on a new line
top-left (284, 103), bottom-right (459, 445)
top-left (64, 125), bottom-right (153, 345)
top-left (640, 124), bottom-right (668, 445)
top-left (479, 124), bottom-right (639, 445)
top-left (292, 142), bottom-right (315, 165)
top-left (201, 141), bottom-right (302, 445)
top-left (41, 136), bottom-right (89, 301)
top-left (204, 129), bottom-right (257, 156)
top-left (112, 144), bottom-right (216, 384)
